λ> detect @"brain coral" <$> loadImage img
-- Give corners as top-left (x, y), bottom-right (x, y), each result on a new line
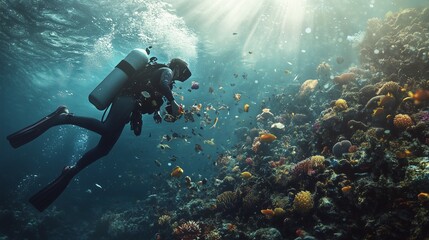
top-left (216, 191), bottom-right (238, 211)
top-left (293, 190), bottom-right (314, 214)
top-left (376, 81), bottom-right (401, 96)
top-left (332, 140), bottom-right (352, 158)
top-left (298, 79), bottom-right (319, 98)
top-left (333, 73), bottom-right (356, 85)
top-left (393, 114), bottom-right (414, 130)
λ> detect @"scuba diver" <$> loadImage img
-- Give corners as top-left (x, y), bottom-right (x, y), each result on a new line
top-left (7, 49), bottom-right (192, 212)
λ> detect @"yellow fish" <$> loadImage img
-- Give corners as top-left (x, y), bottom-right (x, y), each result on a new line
top-left (233, 93), bottom-right (241, 101)
top-left (232, 166), bottom-right (240, 172)
top-left (274, 207), bottom-right (285, 216)
top-left (204, 138), bottom-right (215, 145)
top-left (157, 144), bottom-right (171, 150)
top-left (210, 117), bottom-right (219, 129)
top-left (241, 171), bottom-right (252, 179)
top-left (243, 104), bottom-right (250, 112)
top-left (171, 166), bottom-right (184, 178)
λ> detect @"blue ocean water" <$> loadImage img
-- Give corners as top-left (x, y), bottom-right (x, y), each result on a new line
top-left (1, 0), bottom-right (428, 239)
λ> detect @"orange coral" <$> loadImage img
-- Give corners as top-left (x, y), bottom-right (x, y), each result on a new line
top-left (393, 114), bottom-right (414, 130)
top-left (333, 73), bottom-right (355, 85)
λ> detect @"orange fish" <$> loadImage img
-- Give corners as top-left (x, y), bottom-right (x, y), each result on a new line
top-left (404, 89), bottom-right (429, 105)
top-left (243, 104), bottom-right (250, 112)
top-left (396, 149), bottom-right (412, 159)
top-left (341, 185), bottom-right (352, 194)
top-left (260, 209), bottom-right (275, 218)
top-left (418, 192), bottom-right (429, 202)
top-left (259, 133), bottom-right (277, 143)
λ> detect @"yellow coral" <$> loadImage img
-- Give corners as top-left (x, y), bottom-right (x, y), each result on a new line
top-left (158, 214), bottom-right (171, 225)
top-left (310, 155), bottom-right (325, 168)
top-left (393, 114), bottom-right (414, 130)
top-left (293, 191), bottom-right (314, 214)
top-left (334, 99), bottom-right (348, 111)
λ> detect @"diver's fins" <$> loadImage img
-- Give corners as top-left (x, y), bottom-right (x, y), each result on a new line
top-left (29, 166), bottom-right (77, 212)
top-left (7, 106), bottom-right (69, 148)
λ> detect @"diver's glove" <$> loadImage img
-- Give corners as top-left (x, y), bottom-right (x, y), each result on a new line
top-left (130, 111), bottom-right (142, 136)
top-left (170, 100), bottom-right (182, 117)
top-left (153, 111), bottom-right (162, 123)
top-left (164, 103), bottom-right (182, 123)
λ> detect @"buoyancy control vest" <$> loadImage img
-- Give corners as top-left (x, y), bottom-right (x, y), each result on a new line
top-left (121, 63), bottom-right (169, 96)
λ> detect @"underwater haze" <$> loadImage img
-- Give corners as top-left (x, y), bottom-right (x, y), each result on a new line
top-left (1, 0), bottom-right (429, 239)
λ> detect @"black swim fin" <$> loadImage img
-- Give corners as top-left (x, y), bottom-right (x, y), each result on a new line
top-left (29, 166), bottom-right (77, 212)
top-left (7, 106), bottom-right (69, 148)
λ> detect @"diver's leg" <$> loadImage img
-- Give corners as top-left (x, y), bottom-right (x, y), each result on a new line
top-left (29, 96), bottom-right (135, 212)
top-left (6, 106), bottom-right (107, 148)
top-left (56, 115), bottom-right (106, 135)
top-left (73, 96), bottom-right (135, 170)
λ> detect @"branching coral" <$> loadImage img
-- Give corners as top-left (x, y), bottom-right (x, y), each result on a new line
top-left (173, 220), bottom-right (201, 240)
top-left (291, 156), bottom-right (325, 178)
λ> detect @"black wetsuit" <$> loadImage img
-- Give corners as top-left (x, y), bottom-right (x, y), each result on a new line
top-left (57, 66), bottom-right (175, 172)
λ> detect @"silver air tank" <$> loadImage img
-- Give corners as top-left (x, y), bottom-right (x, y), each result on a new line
top-left (89, 48), bottom-right (149, 110)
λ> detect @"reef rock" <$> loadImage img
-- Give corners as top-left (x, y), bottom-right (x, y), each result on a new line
top-left (251, 227), bottom-right (282, 240)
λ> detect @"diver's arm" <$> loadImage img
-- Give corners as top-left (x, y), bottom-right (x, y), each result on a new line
top-left (159, 69), bottom-right (175, 102)
top-left (158, 68), bottom-right (181, 116)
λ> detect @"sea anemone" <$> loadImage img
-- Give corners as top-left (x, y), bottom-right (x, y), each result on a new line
top-left (393, 114), bottom-right (414, 130)
top-left (293, 191), bottom-right (314, 214)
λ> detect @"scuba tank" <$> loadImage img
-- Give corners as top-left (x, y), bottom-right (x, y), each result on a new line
top-left (89, 48), bottom-right (149, 110)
